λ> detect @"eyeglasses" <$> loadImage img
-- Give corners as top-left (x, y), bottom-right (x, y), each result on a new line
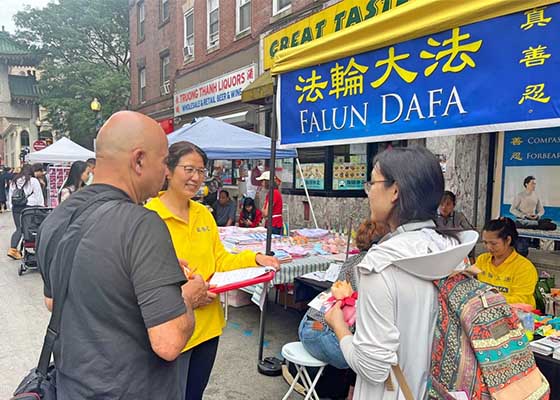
top-left (177, 165), bottom-right (209, 178)
top-left (363, 180), bottom-right (390, 194)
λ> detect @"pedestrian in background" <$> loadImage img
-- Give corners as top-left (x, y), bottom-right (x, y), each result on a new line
top-left (32, 163), bottom-right (48, 205)
top-left (58, 160), bottom-right (88, 203)
top-left (7, 164), bottom-right (44, 260)
top-left (257, 171), bottom-right (284, 234)
top-left (4, 167), bottom-right (14, 210)
top-left (85, 157), bottom-right (96, 185)
top-left (0, 167), bottom-right (9, 212)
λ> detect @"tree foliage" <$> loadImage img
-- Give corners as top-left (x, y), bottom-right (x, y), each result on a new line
top-left (14, 0), bottom-right (130, 149)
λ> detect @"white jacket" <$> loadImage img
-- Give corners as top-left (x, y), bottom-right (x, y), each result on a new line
top-left (340, 221), bottom-right (478, 400)
top-left (8, 177), bottom-right (45, 209)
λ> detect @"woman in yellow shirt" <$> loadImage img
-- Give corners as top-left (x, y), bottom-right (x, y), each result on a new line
top-left (476, 217), bottom-right (537, 307)
top-left (146, 141), bottom-right (279, 400)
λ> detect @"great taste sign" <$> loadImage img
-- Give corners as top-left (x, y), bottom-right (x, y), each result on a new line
top-left (263, 0), bottom-right (410, 70)
top-left (277, 5), bottom-right (560, 147)
top-left (174, 64), bottom-right (256, 117)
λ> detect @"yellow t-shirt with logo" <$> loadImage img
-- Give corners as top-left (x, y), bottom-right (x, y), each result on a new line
top-left (476, 250), bottom-right (537, 308)
top-left (145, 195), bottom-right (257, 351)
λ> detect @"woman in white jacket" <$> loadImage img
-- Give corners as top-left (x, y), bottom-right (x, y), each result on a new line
top-left (7, 164), bottom-right (45, 260)
top-left (325, 146), bottom-right (477, 400)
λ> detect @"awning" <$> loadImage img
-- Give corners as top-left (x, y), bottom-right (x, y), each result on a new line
top-left (241, 70), bottom-right (274, 104)
top-left (216, 111), bottom-right (248, 125)
top-left (271, 0), bottom-right (560, 75)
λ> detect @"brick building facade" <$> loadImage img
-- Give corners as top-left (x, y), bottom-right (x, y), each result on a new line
top-left (129, 0), bottom-right (328, 131)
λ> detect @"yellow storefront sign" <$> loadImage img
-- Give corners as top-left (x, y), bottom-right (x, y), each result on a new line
top-left (263, 0), bottom-right (410, 70)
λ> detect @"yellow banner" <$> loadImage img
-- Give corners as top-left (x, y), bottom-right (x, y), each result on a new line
top-left (263, 0), bottom-right (409, 70)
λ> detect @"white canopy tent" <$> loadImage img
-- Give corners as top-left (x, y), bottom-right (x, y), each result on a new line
top-left (27, 137), bottom-right (95, 164)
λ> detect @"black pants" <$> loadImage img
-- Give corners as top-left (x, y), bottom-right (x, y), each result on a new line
top-left (184, 336), bottom-right (219, 400)
top-left (10, 206), bottom-right (24, 248)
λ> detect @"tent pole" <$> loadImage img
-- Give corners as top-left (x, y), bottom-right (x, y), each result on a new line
top-left (296, 158), bottom-right (318, 229)
top-left (257, 91), bottom-right (282, 376)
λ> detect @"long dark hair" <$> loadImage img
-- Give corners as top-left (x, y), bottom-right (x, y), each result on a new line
top-left (241, 197), bottom-right (257, 221)
top-left (167, 141), bottom-right (208, 170)
top-left (14, 164), bottom-right (33, 186)
top-left (62, 161), bottom-right (87, 192)
top-left (483, 217), bottom-right (518, 247)
top-left (373, 146), bottom-right (444, 227)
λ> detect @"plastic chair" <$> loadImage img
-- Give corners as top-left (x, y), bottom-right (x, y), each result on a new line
top-left (281, 342), bottom-right (327, 400)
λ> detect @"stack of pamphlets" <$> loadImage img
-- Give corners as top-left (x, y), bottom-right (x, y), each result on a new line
top-left (529, 335), bottom-right (560, 356)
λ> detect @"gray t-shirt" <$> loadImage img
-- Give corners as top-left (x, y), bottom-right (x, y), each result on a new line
top-left (213, 199), bottom-right (236, 226)
top-left (37, 184), bottom-right (187, 400)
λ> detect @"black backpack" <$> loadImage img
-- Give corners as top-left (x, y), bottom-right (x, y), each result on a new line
top-left (12, 182), bottom-right (32, 207)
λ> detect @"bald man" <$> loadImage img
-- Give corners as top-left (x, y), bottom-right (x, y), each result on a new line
top-left (36, 111), bottom-right (207, 400)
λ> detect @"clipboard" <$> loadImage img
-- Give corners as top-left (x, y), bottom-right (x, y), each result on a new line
top-left (209, 270), bottom-right (276, 294)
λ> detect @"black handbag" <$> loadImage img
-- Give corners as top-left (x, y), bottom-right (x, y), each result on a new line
top-left (11, 192), bottom-right (121, 400)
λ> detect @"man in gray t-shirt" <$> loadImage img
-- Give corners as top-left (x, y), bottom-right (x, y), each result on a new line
top-left (213, 190), bottom-right (236, 226)
top-left (37, 112), bottom-right (208, 400)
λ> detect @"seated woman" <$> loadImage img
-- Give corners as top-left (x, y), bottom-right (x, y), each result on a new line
top-left (298, 219), bottom-right (386, 369)
top-left (476, 217), bottom-right (538, 307)
top-left (436, 190), bottom-right (473, 230)
top-left (238, 197), bottom-right (262, 228)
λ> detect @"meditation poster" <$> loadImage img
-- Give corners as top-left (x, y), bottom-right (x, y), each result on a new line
top-left (501, 128), bottom-right (560, 226)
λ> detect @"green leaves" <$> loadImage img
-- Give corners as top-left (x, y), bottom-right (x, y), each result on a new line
top-left (14, 0), bottom-right (130, 149)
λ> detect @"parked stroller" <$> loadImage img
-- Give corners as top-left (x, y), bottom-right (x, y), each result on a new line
top-left (18, 207), bottom-right (53, 276)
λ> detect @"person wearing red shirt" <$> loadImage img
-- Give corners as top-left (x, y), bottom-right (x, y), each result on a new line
top-left (239, 197), bottom-right (262, 228)
top-left (257, 171), bottom-right (284, 235)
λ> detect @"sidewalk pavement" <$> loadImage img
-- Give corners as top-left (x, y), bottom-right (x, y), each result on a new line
top-left (0, 211), bottom-right (303, 399)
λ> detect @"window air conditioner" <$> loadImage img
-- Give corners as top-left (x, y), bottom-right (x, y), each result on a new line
top-left (160, 81), bottom-right (171, 95)
top-left (183, 45), bottom-right (193, 58)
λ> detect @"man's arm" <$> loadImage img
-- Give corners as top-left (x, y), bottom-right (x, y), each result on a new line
top-left (147, 299), bottom-right (194, 361)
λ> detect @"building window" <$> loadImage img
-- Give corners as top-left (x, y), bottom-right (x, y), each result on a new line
top-left (20, 130), bottom-right (30, 147)
top-left (160, 55), bottom-right (170, 95)
top-left (207, 0), bottom-right (219, 48)
top-left (139, 67), bottom-right (146, 103)
top-left (183, 9), bottom-right (194, 59)
top-left (272, 0), bottom-right (291, 15)
top-left (236, 0), bottom-right (251, 34)
top-left (160, 55), bottom-right (170, 84)
top-left (137, 2), bottom-right (145, 40)
top-left (160, 0), bottom-right (170, 23)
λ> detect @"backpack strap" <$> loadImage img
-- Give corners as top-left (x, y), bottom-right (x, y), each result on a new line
top-left (36, 190), bottom-right (124, 376)
top-left (391, 365), bottom-right (415, 400)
